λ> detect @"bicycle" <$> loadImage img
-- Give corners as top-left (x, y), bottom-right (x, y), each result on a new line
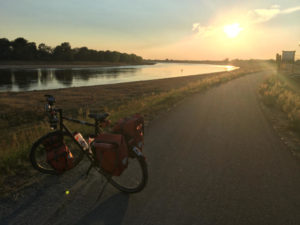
top-left (30, 95), bottom-right (148, 193)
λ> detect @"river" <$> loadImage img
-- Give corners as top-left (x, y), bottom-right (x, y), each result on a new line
top-left (0, 63), bottom-right (237, 92)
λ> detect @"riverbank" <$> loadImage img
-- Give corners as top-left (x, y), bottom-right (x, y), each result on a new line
top-left (0, 71), bottom-right (227, 130)
top-left (0, 60), bottom-right (155, 69)
top-left (0, 65), bottom-right (271, 195)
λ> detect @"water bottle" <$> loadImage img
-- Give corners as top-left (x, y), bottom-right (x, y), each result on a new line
top-left (74, 132), bottom-right (89, 151)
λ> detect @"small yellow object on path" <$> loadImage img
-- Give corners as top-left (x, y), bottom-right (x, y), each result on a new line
top-left (65, 190), bottom-right (70, 195)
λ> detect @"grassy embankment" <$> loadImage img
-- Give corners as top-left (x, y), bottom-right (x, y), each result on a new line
top-left (0, 63), bottom-right (270, 193)
top-left (259, 71), bottom-right (300, 132)
top-left (259, 64), bottom-right (300, 159)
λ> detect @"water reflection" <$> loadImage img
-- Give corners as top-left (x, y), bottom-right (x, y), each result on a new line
top-left (0, 63), bottom-right (237, 92)
top-left (54, 70), bottom-right (74, 86)
top-left (39, 69), bottom-right (52, 86)
top-left (0, 70), bottom-right (12, 91)
top-left (13, 70), bottom-right (39, 90)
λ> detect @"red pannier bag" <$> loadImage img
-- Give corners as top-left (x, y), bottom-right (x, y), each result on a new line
top-left (42, 133), bottom-right (74, 173)
top-left (93, 133), bottom-right (128, 176)
top-left (113, 114), bottom-right (144, 150)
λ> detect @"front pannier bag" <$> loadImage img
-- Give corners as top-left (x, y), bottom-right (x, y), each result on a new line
top-left (42, 133), bottom-right (74, 173)
top-left (93, 133), bottom-right (128, 176)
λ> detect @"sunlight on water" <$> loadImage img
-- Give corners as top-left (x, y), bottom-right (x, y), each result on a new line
top-left (0, 63), bottom-right (238, 92)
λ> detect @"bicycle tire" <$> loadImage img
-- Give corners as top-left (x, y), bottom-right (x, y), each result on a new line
top-left (30, 131), bottom-right (84, 175)
top-left (106, 150), bottom-right (148, 193)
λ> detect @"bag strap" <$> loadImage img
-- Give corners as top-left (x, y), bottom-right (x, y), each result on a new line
top-left (94, 141), bottom-right (119, 148)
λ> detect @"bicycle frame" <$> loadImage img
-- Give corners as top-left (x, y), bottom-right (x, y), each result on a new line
top-left (54, 108), bottom-right (104, 172)
top-left (56, 109), bottom-right (100, 134)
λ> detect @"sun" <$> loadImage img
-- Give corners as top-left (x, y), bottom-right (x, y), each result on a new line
top-left (223, 23), bottom-right (243, 38)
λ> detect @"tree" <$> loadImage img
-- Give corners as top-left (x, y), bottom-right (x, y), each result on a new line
top-left (104, 50), bottom-right (113, 62)
top-left (11, 37), bottom-right (37, 60)
top-left (26, 42), bottom-right (37, 60)
top-left (97, 51), bottom-right (105, 61)
top-left (73, 47), bottom-right (89, 61)
top-left (0, 36), bottom-right (144, 63)
top-left (88, 49), bottom-right (98, 61)
top-left (11, 37), bottom-right (28, 60)
top-left (37, 43), bottom-right (53, 60)
top-left (0, 38), bottom-right (12, 60)
top-left (53, 42), bottom-right (73, 61)
top-left (120, 53), bottom-right (130, 63)
top-left (128, 54), bottom-right (143, 63)
top-left (111, 51), bottom-right (121, 62)
top-left (223, 58), bottom-right (229, 64)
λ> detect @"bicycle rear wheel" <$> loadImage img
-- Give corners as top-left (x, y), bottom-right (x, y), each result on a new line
top-left (30, 131), bottom-right (84, 175)
top-left (106, 149), bottom-right (148, 193)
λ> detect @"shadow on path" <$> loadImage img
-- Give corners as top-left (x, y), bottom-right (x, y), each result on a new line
top-left (75, 193), bottom-right (129, 225)
top-left (0, 176), bottom-right (60, 225)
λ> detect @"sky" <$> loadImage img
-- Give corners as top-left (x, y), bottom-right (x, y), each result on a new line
top-left (0, 0), bottom-right (299, 60)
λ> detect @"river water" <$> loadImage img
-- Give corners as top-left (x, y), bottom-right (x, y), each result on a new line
top-left (0, 63), bottom-right (237, 92)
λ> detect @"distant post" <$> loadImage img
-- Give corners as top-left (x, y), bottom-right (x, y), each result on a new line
top-left (276, 53), bottom-right (281, 72)
top-left (281, 51), bottom-right (296, 73)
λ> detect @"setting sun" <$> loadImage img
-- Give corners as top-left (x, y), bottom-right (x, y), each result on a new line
top-left (223, 23), bottom-right (243, 38)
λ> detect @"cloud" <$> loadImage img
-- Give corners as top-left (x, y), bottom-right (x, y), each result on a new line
top-left (282, 6), bottom-right (300, 14)
top-left (192, 5), bottom-right (300, 38)
top-left (192, 23), bottom-right (219, 38)
top-left (248, 5), bottom-right (300, 24)
top-left (192, 23), bottom-right (200, 31)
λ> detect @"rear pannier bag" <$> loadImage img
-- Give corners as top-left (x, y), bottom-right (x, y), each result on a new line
top-left (42, 133), bottom-right (74, 173)
top-left (113, 114), bottom-right (144, 150)
top-left (93, 133), bottom-right (128, 176)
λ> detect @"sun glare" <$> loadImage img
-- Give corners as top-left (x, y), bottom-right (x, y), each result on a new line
top-left (223, 23), bottom-right (243, 38)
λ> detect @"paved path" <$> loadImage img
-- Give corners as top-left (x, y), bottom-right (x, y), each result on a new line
top-left (1, 72), bottom-right (300, 225)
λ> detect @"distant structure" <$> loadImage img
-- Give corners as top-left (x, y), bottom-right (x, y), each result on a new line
top-left (276, 53), bottom-right (281, 71)
top-left (276, 51), bottom-right (296, 73)
top-left (282, 51), bottom-right (296, 62)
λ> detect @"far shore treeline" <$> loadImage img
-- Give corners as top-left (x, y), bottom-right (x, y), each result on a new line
top-left (0, 37), bottom-right (143, 63)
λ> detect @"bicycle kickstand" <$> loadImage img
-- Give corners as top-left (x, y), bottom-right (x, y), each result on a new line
top-left (85, 163), bottom-right (93, 177)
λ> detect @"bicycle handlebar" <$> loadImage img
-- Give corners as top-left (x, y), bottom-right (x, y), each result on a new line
top-left (45, 94), bottom-right (55, 106)
top-left (43, 95), bottom-right (108, 131)
top-left (44, 94), bottom-right (58, 129)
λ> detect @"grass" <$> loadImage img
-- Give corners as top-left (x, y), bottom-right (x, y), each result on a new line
top-left (259, 73), bottom-right (300, 132)
top-left (0, 64), bottom-right (269, 194)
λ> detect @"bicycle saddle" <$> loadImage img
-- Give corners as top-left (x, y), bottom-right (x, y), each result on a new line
top-left (88, 112), bottom-right (109, 122)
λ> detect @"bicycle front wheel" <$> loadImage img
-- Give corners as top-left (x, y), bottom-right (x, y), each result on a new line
top-left (107, 149), bottom-right (148, 193)
top-left (30, 131), bottom-right (84, 175)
